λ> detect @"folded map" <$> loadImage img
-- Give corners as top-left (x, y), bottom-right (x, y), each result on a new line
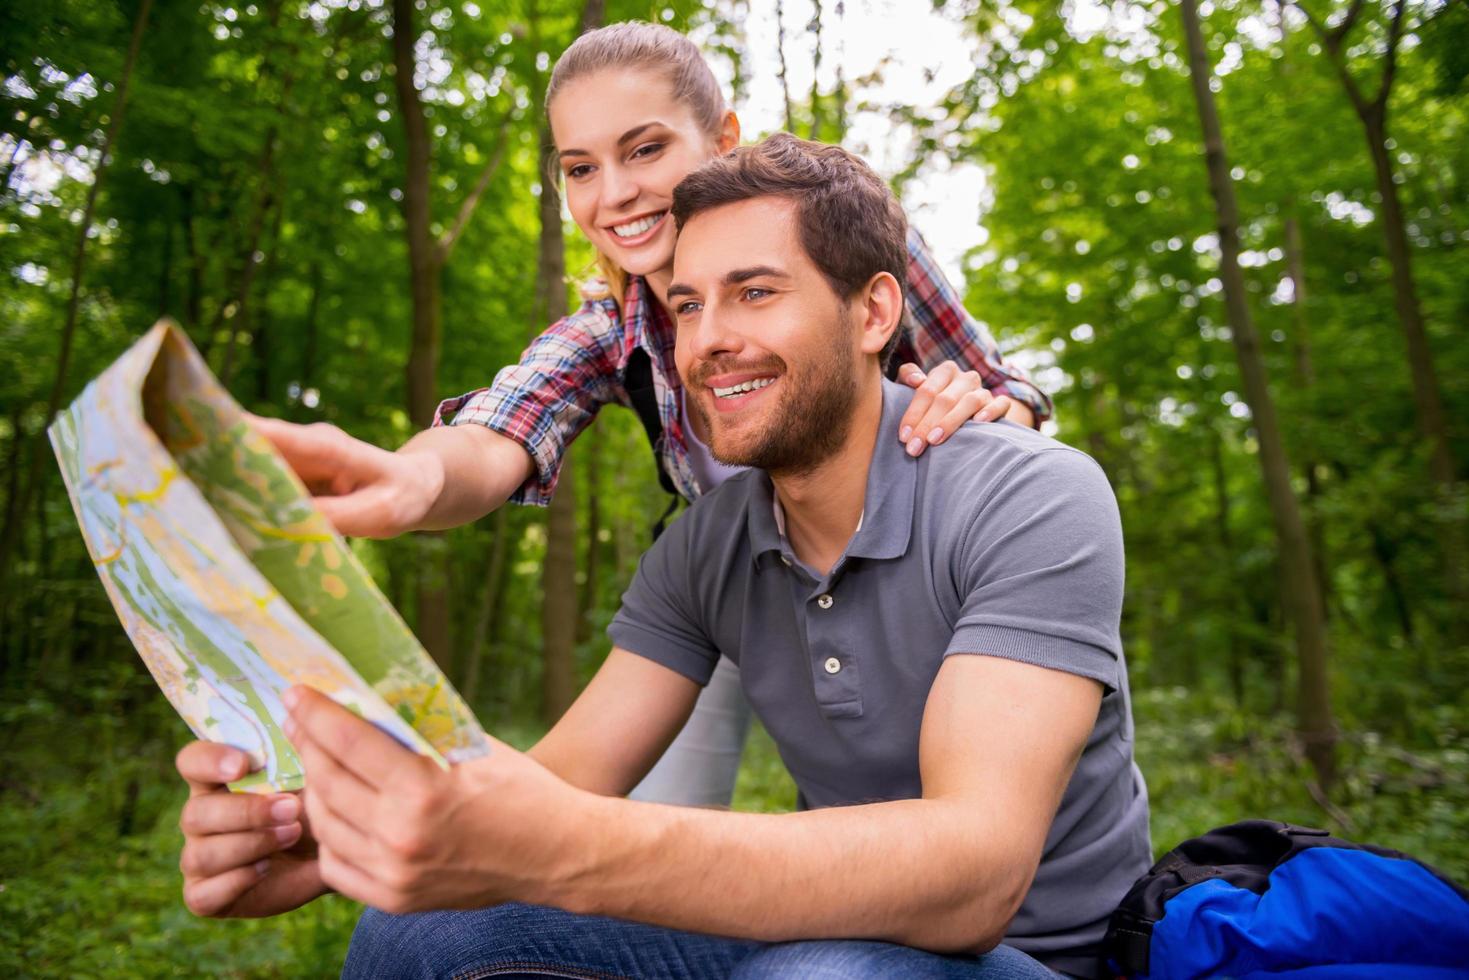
top-left (49, 321), bottom-right (490, 792)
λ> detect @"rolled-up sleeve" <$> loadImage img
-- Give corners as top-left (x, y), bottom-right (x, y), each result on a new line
top-left (900, 227), bottom-right (1054, 425)
top-left (434, 297), bottom-right (626, 506)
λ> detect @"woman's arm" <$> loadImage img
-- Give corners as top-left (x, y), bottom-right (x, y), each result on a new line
top-left (898, 227), bottom-right (1053, 428)
top-left (248, 415), bottom-right (533, 539)
top-left (252, 293), bottom-right (629, 537)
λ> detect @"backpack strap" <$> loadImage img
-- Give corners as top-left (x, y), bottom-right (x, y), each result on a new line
top-left (623, 347), bottom-right (680, 539)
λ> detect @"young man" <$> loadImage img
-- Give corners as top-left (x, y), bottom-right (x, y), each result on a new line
top-left (177, 134), bottom-right (1149, 978)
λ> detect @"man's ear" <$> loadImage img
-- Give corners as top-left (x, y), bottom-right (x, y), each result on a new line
top-left (717, 111), bottom-right (741, 154)
top-left (855, 271), bottom-right (904, 357)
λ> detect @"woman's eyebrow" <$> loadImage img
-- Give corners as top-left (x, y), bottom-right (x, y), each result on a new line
top-left (616, 121), bottom-right (666, 147)
top-left (558, 121), bottom-right (668, 161)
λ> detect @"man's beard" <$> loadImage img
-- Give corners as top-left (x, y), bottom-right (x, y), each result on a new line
top-left (689, 312), bottom-right (859, 478)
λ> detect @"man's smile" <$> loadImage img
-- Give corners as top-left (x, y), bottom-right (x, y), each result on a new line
top-left (703, 372), bottom-right (780, 413)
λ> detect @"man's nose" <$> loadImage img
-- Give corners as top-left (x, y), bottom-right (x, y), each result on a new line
top-left (687, 299), bottom-right (744, 364)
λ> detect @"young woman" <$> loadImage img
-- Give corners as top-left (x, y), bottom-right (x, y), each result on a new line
top-left (174, 21), bottom-right (1053, 921)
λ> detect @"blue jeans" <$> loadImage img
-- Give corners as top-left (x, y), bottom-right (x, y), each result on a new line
top-left (342, 902), bottom-right (1058, 979)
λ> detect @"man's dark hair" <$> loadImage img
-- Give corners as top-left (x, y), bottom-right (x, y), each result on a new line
top-left (672, 133), bottom-right (909, 364)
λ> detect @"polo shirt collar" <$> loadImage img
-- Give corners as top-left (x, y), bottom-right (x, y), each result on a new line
top-left (746, 378), bottom-right (918, 568)
top-left (845, 379), bottom-right (917, 561)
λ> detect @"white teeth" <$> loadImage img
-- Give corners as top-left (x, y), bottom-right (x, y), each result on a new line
top-left (612, 213), bottom-right (664, 238)
top-left (712, 377), bottom-right (776, 399)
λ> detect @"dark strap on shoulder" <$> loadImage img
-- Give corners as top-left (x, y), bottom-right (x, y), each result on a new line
top-left (623, 347), bottom-right (681, 538)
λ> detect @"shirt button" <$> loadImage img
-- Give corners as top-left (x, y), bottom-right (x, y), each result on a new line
top-left (817, 594), bottom-right (834, 609)
top-left (824, 657), bottom-right (841, 674)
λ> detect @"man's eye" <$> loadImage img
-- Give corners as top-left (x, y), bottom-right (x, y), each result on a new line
top-left (742, 287), bottom-right (772, 301)
top-left (675, 300), bottom-right (702, 316)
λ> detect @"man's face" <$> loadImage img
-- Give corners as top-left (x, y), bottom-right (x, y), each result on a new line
top-left (669, 197), bottom-right (861, 475)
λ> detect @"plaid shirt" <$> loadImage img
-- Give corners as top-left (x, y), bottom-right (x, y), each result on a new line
top-left (434, 227), bottom-right (1052, 506)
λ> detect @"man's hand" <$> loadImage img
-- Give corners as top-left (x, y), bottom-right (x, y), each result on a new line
top-left (281, 686), bottom-right (593, 916)
top-left (247, 416), bottom-right (444, 539)
top-left (175, 741), bottom-right (329, 918)
top-left (895, 361), bottom-right (1034, 457)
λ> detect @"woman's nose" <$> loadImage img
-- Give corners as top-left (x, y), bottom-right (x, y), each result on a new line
top-left (599, 163), bottom-right (638, 212)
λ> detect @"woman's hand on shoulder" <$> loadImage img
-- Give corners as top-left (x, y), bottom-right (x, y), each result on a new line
top-left (895, 361), bottom-right (1015, 457)
top-left (247, 415), bottom-right (443, 539)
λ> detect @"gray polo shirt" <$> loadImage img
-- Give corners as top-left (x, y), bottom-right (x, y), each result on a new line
top-left (609, 379), bottom-right (1150, 976)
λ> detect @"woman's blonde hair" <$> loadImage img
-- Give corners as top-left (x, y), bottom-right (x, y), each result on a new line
top-left (546, 21), bottom-right (728, 312)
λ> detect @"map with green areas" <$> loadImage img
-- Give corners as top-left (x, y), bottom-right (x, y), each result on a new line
top-left (49, 321), bottom-right (490, 793)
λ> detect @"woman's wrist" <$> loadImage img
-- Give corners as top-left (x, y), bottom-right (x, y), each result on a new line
top-left (399, 424), bottom-right (533, 530)
top-left (396, 437), bottom-right (449, 531)
top-left (1004, 400), bottom-right (1037, 429)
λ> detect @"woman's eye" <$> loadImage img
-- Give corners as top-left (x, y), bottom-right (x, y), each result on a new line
top-left (566, 164), bottom-right (593, 180)
top-left (632, 142), bottom-right (664, 160)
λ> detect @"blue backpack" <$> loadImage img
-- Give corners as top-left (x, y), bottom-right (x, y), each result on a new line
top-left (1102, 820), bottom-right (1469, 979)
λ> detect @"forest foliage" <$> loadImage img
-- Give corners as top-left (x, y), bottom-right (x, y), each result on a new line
top-left (1, 0), bottom-right (1465, 973)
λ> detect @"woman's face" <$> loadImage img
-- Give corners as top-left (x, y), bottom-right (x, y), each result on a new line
top-left (550, 68), bottom-right (727, 282)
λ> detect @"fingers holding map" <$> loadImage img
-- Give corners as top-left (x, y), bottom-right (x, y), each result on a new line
top-left (49, 321), bottom-right (489, 793)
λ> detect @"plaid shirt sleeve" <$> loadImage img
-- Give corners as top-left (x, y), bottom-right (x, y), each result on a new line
top-left (433, 295), bottom-right (626, 507)
top-left (900, 226), bottom-right (1054, 425)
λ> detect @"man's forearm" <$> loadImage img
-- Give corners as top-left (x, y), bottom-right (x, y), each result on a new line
top-left (398, 424), bottom-right (535, 530)
top-left (547, 793), bottom-right (1031, 954)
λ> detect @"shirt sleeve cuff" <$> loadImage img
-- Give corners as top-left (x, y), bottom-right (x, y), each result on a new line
top-left (989, 378), bottom-right (1054, 426)
top-left (945, 624), bottom-right (1116, 692)
top-left (607, 619), bottom-right (719, 686)
top-left (437, 389), bottom-right (569, 508)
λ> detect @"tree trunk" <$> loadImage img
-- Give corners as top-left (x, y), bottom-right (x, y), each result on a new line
top-left (182, 185), bottom-right (205, 335)
top-left (579, 0), bottom-right (605, 32)
top-left (776, 0), bottom-right (796, 132)
top-left (252, 198), bottom-right (288, 404)
top-left (1359, 113), bottom-right (1466, 623)
top-left (392, 0), bottom-right (453, 666)
top-left (537, 108), bottom-right (578, 722)
top-left (461, 507), bottom-right (510, 707)
top-left (1297, 0), bottom-right (1466, 631)
top-left (808, 0), bottom-right (825, 139)
top-left (542, 461), bottom-right (579, 722)
top-left (1362, 119), bottom-right (1455, 485)
top-left (218, 1), bottom-right (289, 388)
top-left (832, 0), bottom-right (848, 141)
top-left (0, 397), bottom-right (28, 636)
top-left (577, 423), bottom-right (603, 646)
top-left (1283, 214), bottom-right (1331, 618)
top-left (1181, 0), bottom-right (1337, 789)
top-left (537, 0), bottom-right (604, 721)
top-left (218, 180), bottom-right (277, 388)
top-left (156, 214), bottom-right (174, 318)
top-left (393, 0), bottom-right (440, 426)
top-left (1369, 522), bottom-right (1416, 644)
top-left (0, 0), bottom-right (153, 598)
top-left (297, 257), bottom-right (323, 416)
top-left (1208, 424), bottom-right (1247, 706)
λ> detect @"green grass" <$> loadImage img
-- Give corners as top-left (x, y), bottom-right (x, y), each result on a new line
top-left (2, 681), bottom-right (1464, 976)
